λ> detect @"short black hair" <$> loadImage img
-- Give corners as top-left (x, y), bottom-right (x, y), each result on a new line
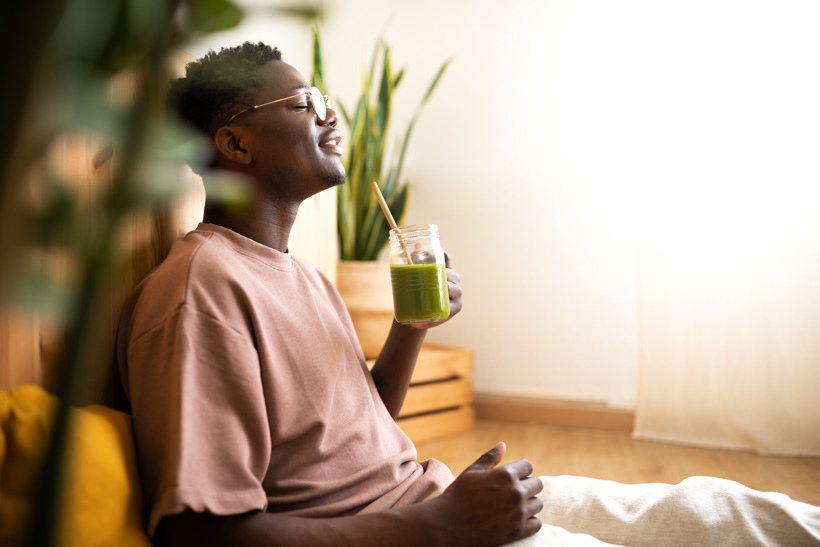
top-left (169, 41), bottom-right (282, 141)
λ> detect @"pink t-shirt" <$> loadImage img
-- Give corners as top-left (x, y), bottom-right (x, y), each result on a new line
top-left (116, 223), bottom-right (454, 535)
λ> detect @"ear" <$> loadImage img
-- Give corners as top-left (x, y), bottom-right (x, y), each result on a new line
top-left (213, 126), bottom-right (252, 166)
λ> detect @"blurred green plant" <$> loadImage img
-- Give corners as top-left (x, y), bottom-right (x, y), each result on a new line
top-left (0, 1), bottom-right (244, 545)
top-left (311, 27), bottom-right (450, 261)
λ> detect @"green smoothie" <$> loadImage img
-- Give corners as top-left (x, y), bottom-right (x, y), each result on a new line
top-left (390, 263), bottom-right (450, 324)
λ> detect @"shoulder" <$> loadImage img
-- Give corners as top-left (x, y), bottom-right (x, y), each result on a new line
top-left (291, 256), bottom-right (342, 300)
top-left (291, 256), bottom-right (331, 285)
top-left (289, 256), bottom-right (354, 321)
top-left (139, 228), bottom-right (233, 301)
top-left (120, 228), bottom-right (246, 335)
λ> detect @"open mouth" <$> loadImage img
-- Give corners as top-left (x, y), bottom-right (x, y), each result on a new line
top-left (319, 133), bottom-right (343, 156)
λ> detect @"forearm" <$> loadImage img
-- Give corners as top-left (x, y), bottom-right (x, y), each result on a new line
top-left (155, 446), bottom-right (544, 547)
top-left (154, 498), bottom-right (459, 547)
top-left (369, 320), bottom-right (427, 418)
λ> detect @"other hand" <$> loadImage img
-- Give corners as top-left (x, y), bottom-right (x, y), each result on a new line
top-left (431, 442), bottom-right (543, 546)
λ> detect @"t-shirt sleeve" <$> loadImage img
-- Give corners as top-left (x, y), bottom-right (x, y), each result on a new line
top-left (125, 304), bottom-right (270, 536)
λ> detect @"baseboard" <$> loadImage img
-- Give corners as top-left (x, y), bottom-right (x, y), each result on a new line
top-left (474, 394), bottom-right (635, 432)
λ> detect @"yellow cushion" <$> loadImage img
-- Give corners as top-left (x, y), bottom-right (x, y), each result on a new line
top-left (0, 385), bottom-right (151, 547)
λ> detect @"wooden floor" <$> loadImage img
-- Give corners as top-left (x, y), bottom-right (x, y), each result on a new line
top-left (415, 419), bottom-right (820, 506)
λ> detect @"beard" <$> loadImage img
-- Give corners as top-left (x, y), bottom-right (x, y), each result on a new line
top-left (323, 170), bottom-right (346, 187)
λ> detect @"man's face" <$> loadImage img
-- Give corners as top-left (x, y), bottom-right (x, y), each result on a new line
top-left (231, 60), bottom-right (345, 202)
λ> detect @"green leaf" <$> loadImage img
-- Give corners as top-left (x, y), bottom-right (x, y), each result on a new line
top-left (311, 26), bottom-right (326, 92)
top-left (388, 182), bottom-right (409, 226)
top-left (47, 0), bottom-right (120, 65)
top-left (313, 29), bottom-right (449, 260)
top-left (110, 120), bottom-right (210, 211)
top-left (266, 5), bottom-right (321, 20)
top-left (201, 171), bottom-right (253, 210)
top-left (184, 0), bottom-right (244, 34)
top-left (33, 170), bottom-right (79, 248)
top-left (393, 68), bottom-right (404, 89)
top-left (420, 57), bottom-right (452, 106)
top-left (125, 0), bottom-right (167, 49)
top-left (5, 265), bottom-right (77, 318)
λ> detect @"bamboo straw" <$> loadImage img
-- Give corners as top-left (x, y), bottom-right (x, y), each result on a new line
top-left (370, 181), bottom-right (413, 264)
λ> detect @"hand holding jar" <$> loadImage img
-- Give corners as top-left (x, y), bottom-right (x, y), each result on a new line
top-left (388, 224), bottom-right (462, 329)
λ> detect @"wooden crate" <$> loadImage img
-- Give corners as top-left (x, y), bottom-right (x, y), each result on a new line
top-left (399, 406), bottom-right (475, 443)
top-left (370, 342), bottom-right (474, 443)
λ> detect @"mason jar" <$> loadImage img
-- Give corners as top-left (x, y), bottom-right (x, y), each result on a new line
top-left (388, 224), bottom-right (450, 324)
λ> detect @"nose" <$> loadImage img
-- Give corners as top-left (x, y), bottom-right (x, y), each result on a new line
top-left (321, 106), bottom-right (338, 128)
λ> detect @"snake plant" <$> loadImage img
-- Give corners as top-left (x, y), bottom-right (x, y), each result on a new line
top-left (312, 27), bottom-right (450, 261)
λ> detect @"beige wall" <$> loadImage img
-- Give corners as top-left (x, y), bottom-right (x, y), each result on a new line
top-left (187, 0), bottom-right (819, 409)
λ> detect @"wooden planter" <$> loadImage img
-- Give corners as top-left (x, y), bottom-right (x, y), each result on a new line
top-left (336, 261), bottom-right (394, 359)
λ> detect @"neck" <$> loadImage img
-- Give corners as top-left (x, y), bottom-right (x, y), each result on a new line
top-left (203, 199), bottom-right (298, 253)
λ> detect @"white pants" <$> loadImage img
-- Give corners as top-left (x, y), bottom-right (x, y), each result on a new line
top-left (506, 476), bottom-right (820, 546)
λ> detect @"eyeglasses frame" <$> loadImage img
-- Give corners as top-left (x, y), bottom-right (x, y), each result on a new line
top-left (223, 86), bottom-right (331, 127)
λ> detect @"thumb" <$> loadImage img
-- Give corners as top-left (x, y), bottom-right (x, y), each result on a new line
top-left (463, 442), bottom-right (506, 473)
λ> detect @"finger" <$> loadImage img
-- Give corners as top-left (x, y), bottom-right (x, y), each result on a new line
top-left (501, 458), bottom-right (534, 479)
top-left (524, 516), bottom-right (542, 538)
top-left (447, 297), bottom-right (462, 318)
top-left (444, 252), bottom-right (452, 268)
top-left (408, 322), bottom-right (437, 330)
top-left (463, 442), bottom-right (506, 473)
top-left (526, 493), bottom-right (544, 517)
top-left (447, 281), bottom-right (463, 302)
top-left (446, 267), bottom-right (461, 284)
top-left (518, 477), bottom-right (544, 506)
top-left (521, 475), bottom-right (544, 497)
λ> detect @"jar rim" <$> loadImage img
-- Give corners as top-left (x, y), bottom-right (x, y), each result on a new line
top-left (388, 224), bottom-right (439, 238)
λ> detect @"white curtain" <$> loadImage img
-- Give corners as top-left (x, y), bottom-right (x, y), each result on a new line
top-left (628, 0), bottom-right (820, 457)
top-left (634, 174), bottom-right (820, 454)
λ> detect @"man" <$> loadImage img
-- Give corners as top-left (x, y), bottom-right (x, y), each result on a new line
top-left (118, 42), bottom-right (820, 547)
top-left (116, 42), bottom-right (543, 546)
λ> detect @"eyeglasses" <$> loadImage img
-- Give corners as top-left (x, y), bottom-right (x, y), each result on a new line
top-left (224, 86), bottom-right (330, 126)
